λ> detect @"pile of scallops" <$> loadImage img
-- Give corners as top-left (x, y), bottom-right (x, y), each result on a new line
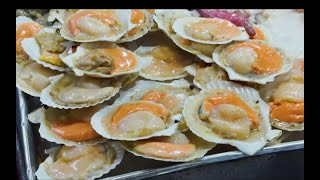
top-left (16, 9), bottom-right (304, 179)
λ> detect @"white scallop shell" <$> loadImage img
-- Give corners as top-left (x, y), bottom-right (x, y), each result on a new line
top-left (172, 17), bottom-right (249, 45)
top-left (154, 10), bottom-right (215, 63)
top-left (117, 10), bottom-right (154, 43)
top-left (120, 130), bottom-right (216, 162)
top-left (60, 42), bottom-right (152, 78)
top-left (35, 142), bottom-right (124, 180)
top-left (40, 74), bottom-right (122, 109)
top-left (21, 28), bottom-right (70, 72)
top-left (212, 40), bottom-right (293, 84)
top-left (134, 46), bottom-right (193, 81)
top-left (91, 100), bottom-right (179, 141)
top-left (16, 62), bottom-right (61, 97)
top-left (60, 9), bottom-right (136, 42)
top-left (28, 107), bottom-right (107, 146)
top-left (183, 80), bottom-right (282, 155)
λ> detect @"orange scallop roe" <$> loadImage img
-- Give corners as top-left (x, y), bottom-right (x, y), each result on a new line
top-left (128, 10), bottom-right (145, 36)
top-left (68, 10), bottom-right (116, 36)
top-left (112, 102), bottom-right (169, 127)
top-left (102, 48), bottom-right (137, 74)
top-left (228, 42), bottom-right (282, 74)
top-left (16, 22), bottom-right (42, 54)
top-left (250, 27), bottom-right (266, 40)
top-left (270, 101), bottom-right (304, 123)
top-left (203, 92), bottom-right (260, 128)
top-left (50, 121), bottom-right (100, 141)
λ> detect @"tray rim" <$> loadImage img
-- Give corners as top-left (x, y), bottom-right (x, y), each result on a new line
top-left (16, 89), bottom-right (304, 180)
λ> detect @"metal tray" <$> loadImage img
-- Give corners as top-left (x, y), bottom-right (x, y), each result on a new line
top-left (16, 89), bottom-right (304, 180)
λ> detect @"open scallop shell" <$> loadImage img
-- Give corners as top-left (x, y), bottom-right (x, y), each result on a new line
top-left (183, 80), bottom-right (281, 155)
top-left (21, 28), bottom-right (69, 72)
top-left (28, 107), bottom-right (107, 146)
top-left (120, 130), bottom-right (215, 162)
top-left (16, 62), bottom-right (61, 97)
top-left (134, 46), bottom-right (194, 81)
top-left (172, 17), bottom-right (249, 45)
top-left (60, 9), bottom-right (136, 42)
top-left (154, 10), bottom-right (216, 63)
top-left (259, 61), bottom-right (304, 131)
top-left (185, 62), bottom-right (227, 89)
top-left (117, 10), bottom-right (154, 43)
top-left (212, 40), bottom-right (293, 84)
top-left (61, 42), bottom-right (152, 78)
top-left (35, 142), bottom-right (124, 180)
top-left (40, 73), bottom-right (135, 109)
top-left (91, 100), bottom-right (179, 141)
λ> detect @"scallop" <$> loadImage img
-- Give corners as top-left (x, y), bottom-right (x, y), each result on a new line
top-left (134, 45), bottom-right (194, 81)
top-left (35, 142), bottom-right (123, 180)
top-left (16, 16), bottom-right (42, 64)
top-left (121, 130), bottom-right (215, 162)
top-left (117, 10), bottom-right (154, 43)
top-left (212, 40), bottom-right (293, 84)
top-left (16, 16), bottom-right (61, 96)
top-left (183, 80), bottom-right (281, 155)
top-left (60, 9), bottom-right (136, 42)
top-left (91, 100), bottom-right (179, 141)
top-left (40, 73), bottom-right (138, 109)
top-left (154, 10), bottom-right (217, 63)
top-left (259, 59), bottom-right (304, 131)
top-left (185, 61), bottom-right (227, 89)
top-left (173, 17), bottom-right (249, 45)
top-left (28, 106), bottom-right (106, 146)
top-left (16, 62), bottom-right (60, 97)
top-left (21, 27), bottom-right (70, 72)
top-left (60, 42), bottom-right (152, 78)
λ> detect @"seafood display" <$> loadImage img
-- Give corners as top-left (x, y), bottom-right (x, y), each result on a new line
top-left (16, 9), bottom-right (304, 179)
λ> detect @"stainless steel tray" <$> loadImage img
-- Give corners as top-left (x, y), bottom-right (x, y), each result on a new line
top-left (16, 89), bottom-right (304, 180)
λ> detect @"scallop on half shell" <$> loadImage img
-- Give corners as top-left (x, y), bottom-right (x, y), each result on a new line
top-left (183, 80), bottom-right (282, 155)
top-left (40, 73), bottom-right (138, 109)
top-left (21, 27), bottom-right (70, 72)
top-left (172, 17), bottom-right (249, 45)
top-left (28, 106), bottom-right (106, 146)
top-left (61, 42), bottom-right (152, 78)
top-left (35, 142), bottom-right (124, 180)
top-left (116, 79), bottom-right (195, 132)
top-left (154, 10), bottom-right (218, 63)
top-left (259, 59), bottom-right (304, 131)
top-left (60, 9), bottom-right (136, 42)
top-left (121, 130), bottom-right (215, 162)
top-left (16, 16), bottom-right (61, 96)
top-left (91, 99), bottom-right (179, 141)
top-left (212, 40), bottom-right (293, 84)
